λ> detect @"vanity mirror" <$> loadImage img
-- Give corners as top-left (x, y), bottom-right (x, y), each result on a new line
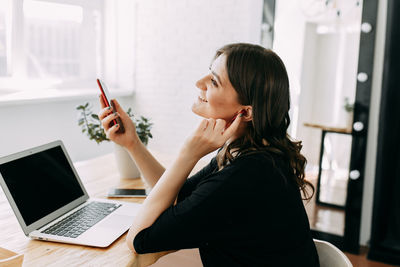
top-left (263, 0), bottom-right (378, 252)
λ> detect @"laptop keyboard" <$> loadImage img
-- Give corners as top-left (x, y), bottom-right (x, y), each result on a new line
top-left (41, 201), bottom-right (121, 238)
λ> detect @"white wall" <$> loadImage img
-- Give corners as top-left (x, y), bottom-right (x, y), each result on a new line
top-left (132, 0), bottom-right (263, 157)
top-left (273, 0), bottom-right (307, 141)
top-left (0, 95), bottom-right (134, 162)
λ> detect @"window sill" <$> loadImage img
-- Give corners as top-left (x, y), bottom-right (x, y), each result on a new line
top-left (0, 88), bottom-right (134, 107)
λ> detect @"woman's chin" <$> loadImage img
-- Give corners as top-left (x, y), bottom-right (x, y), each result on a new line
top-left (193, 111), bottom-right (212, 120)
top-left (191, 104), bottom-right (206, 117)
top-left (192, 109), bottom-right (207, 118)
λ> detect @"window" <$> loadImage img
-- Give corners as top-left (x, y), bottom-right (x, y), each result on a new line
top-left (24, 1), bottom-right (88, 80)
top-left (0, 0), bottom-right (11, 77)
top-left (0, 0), bottom-right (134, 95)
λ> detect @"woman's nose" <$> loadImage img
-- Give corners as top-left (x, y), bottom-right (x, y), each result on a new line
top-left (195, 76), bottom-right (207, 91)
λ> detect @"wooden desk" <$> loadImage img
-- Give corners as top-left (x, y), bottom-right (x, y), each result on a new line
top-left (0, 152), bottom-right (206, 266)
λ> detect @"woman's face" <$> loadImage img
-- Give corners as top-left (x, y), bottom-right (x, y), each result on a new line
top-left (192, 54), bottom-right (242, 121)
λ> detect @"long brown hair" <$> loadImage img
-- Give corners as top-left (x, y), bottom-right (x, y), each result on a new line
top-left (214, 43), bottom-right (314, 200)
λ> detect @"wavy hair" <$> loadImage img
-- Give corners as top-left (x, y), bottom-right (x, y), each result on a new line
top-left (214, 43), bottom-right (314, 200)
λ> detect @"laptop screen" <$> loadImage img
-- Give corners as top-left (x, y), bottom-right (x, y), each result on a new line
top-left (0, 145), bottom-right (84, 226)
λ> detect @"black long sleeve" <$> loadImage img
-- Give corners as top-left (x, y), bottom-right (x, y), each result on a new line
top-left (133, 153), bottom-right (319, 267)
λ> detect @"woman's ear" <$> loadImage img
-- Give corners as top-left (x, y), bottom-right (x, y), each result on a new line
top-left (241, 106), bottom-right (253, 122)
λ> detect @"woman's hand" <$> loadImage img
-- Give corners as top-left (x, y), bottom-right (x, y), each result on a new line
top-left (181, 113), bottom-right (243, 160)
top-left (124, 114), bottom-right (242, 255)
top-left (98, 97), bottom-right (140, 150)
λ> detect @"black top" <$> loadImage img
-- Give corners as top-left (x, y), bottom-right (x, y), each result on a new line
top-left (134, 153), bottom-right (320, 267)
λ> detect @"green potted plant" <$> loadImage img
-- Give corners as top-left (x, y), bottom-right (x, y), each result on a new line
top-left (343, 97), bottom-right (354, 130)
top-left (76, 102), bottom-right (153, 178)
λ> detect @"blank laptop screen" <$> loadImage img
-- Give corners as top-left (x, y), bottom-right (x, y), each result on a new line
top-left (0, 146), bottom-right (84, 226)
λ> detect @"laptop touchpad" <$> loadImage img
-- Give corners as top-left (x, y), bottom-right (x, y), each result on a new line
top-left (100, 214), bottom-right (133, 228)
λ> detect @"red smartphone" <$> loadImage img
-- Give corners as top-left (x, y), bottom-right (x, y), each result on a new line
top-left (97, 78), bottom-right (125, 133)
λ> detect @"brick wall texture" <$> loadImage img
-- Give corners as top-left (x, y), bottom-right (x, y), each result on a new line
top-left (132, 0), bottom-right (262, 158)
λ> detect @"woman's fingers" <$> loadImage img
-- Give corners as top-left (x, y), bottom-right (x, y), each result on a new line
top-left (105, 123), bottom-right (120, 139)
top-left (111, 99), bottom-right (126, 117)
top-left (199, 118), bottom-right (232, 137)
top-left (204, 118), bottom-right (216, 133)
top-left (99, 98), bottom-right (127, 120)
top-left (102, 112), bottom-right (119, 129)
top-left (215, 119), bottom-right (227, 133)
top-left (98, 106), bottom-right (113, 120)
top-left (196, 119), bottom-right (209, 132)
top-left (194, 115), bottom-right (240, 141)
top-left (99, 99), bottom-right (130, 130)
top-left (186, 115), bottom-right (242, 158)
top-left (222, 112), bottom-right (242, 138)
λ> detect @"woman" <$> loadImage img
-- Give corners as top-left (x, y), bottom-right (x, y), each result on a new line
top-left (98, 43), bottom-right (320, 266)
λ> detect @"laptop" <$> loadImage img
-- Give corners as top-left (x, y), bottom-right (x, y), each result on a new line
top-left (0, 140), bottom-right (141, 247)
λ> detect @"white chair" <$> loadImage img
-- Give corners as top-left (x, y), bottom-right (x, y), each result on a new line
top-left (314, 239), bottom-right (353, 267)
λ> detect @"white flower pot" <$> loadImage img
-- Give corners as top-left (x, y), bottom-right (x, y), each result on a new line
top-left (113, 143), bottom-right (141, 179)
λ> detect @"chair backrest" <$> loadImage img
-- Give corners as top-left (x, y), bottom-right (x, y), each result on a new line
top-left (314, 239), bottom-right (353, 267)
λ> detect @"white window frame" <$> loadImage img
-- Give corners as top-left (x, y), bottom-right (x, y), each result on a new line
top-left (0, 0), bottom-right (135, 101)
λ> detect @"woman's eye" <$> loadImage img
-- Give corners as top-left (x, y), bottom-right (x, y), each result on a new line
top-left (211, 78), bottom-right (218, 87)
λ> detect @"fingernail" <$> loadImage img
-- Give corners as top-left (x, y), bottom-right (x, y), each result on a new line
top-left (115, 124), bottom-right (119, 128)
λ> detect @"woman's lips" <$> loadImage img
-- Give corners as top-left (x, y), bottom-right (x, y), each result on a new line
top-left (198, 96), bottom-right (208, 102)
